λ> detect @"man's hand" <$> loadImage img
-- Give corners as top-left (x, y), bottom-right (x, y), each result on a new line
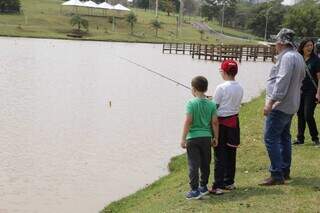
top-left (263, 100), bottom-right (278, 116)
top-left (263, 103), bottom-right (272, 116)
top-left (211, 138), bottom-right (218, 147)
top-left (180, 140), bottom-right (187, 149)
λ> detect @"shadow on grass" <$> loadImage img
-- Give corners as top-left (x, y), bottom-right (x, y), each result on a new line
top-left (289, 176), bottom-right (320, 191)
top-left (201, 186), bottom-right (284, 204)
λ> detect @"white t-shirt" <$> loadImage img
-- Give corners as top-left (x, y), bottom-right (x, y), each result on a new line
top-left (213, 81), bottom-right (244, 117)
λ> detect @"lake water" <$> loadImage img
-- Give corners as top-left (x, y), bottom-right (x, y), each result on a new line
top-left (0, 37), bottom-right (272, 213)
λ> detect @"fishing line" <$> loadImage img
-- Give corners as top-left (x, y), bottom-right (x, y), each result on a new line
top-left (118, 56), bottom-right (191, 91)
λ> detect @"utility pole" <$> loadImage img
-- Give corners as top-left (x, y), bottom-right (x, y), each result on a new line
top-left (178, 0), bottom-right (184, 35)
top-left (264, 7), bottom-right (272, 41)
top-left (221, 2), bottom-right (225, 34)
top-left (155, 0), bottom-right (158, 18)
top-left (176, 15), bottom-right (179, 37)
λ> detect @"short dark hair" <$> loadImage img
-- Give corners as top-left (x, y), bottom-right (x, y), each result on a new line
top-left (298, 38), bottom-right (316, 57)
top-left (191, 76), bottom-right (208, 92)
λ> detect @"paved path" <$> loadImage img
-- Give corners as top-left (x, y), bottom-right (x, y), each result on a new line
top-left (191, 21), bottom-right (253, 43)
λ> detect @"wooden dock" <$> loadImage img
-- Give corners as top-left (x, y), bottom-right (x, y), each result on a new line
top-left (162, 43), bottom-right (276, 62)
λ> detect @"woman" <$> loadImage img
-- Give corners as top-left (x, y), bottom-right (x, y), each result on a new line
top-left (294, 39), bottom-right (320, 146)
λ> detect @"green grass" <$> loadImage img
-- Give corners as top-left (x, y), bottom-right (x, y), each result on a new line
top-left (102, 94), bottom-right (320, 213)
top-left (207, 20), bottom-right (262, 41)
top-left (0, 0), bottom-right (257, 44)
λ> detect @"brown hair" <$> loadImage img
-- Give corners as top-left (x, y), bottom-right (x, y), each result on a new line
top-left (191, 76), bottom-right (208, 92)
top-left (298, 38), bottom-right (316, 57)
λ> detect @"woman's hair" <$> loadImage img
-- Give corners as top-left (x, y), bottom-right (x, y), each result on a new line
top-left (298, 38), bottom-right (316, 57)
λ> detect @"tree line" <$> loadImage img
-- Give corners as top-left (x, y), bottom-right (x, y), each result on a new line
top-left (0, 0), bottom-right (20, 13)
top-left (133, 0), bottom-right (320, 39)
top-left (202, 0), bottom-right (320, 38)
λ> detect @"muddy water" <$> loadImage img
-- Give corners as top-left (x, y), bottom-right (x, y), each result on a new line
top-left (0, 37), bottom-right (272, 213)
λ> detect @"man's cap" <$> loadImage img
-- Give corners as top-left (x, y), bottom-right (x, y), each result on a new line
top-left (275, 28), bottom-right (296, 47)
top-left (220, 59), bottom-right (238, 74)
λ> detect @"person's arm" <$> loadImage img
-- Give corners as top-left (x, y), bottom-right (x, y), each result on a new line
top-left (316, 73), bottom-right (320, 102)
top-left (211, 115), bottom-right (219, 147)
top-left (181, 114), bottom-right (192, 149)
top-left (213, 86), bottom-right (222, 109)
top-left (264, 54), bottom-right (294, 115)
top-left (315, 60), bottom-right (320, 102)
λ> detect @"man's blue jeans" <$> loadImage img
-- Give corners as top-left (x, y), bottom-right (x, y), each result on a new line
top-left (264, 110), bottom-right (293, 180)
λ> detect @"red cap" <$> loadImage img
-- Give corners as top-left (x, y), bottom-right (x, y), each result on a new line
top-left (220, 60), bottom-right (238, 75)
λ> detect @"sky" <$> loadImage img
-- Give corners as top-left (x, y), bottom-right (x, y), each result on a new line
top-left (281, 0), bottom-right (297, 5)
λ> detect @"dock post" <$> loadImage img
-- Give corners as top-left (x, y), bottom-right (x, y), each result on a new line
top-left (204, 45), bottom-right (208, 60)
top-left (183, 43), bottom-right (185, 54)
top-left (192, 44), bottom-right (195, 58)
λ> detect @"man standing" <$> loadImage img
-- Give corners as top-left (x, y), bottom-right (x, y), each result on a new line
top-left (260, 28), bottom-right (305, 186)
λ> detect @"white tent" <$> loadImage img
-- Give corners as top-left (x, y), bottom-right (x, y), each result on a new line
top-left (97, 2), bottom-right (114, 10)
top-left (113, 4), bottom-right (130, 11)
top-left (62, 0), bottom-right (84, 6)
top-left (82, 0), bottom-right (98, 8)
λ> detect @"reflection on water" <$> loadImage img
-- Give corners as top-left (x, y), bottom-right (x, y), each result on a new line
top-left (0, 37), bottom-right (272, 213)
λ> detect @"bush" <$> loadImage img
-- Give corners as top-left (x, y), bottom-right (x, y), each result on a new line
top-left (70, 15), bottom-right (89, 32)
top-left (150, 19), bottom-right (162, 37)
top-left (0, 0), bottom-right (21, 13)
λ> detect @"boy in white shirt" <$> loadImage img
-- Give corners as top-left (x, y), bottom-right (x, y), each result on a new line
top-left (209, 60), bottom-right (244, 195)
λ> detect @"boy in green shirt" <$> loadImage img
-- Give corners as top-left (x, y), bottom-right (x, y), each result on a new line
top-left (181, 76), bottom-right (219, 199)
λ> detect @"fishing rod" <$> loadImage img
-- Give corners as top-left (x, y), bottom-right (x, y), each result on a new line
top-left (118, 56), bottom-right (192, 91)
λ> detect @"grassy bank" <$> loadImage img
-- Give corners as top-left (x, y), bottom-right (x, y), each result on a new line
top-left (0, 0), bottom-right (257, 44)
top-left (207, 20), bottom-right (262, 41)
top-left (102, 94), bottom-right (320, 213)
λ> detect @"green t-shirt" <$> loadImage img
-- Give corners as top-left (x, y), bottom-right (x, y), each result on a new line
top-left (186, 97), bottom-right (217, 140)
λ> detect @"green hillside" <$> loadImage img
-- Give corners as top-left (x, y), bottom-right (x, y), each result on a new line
top-left (0, 0), bottom-right (257, 44)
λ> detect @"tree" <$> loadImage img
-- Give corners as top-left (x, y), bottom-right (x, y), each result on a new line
top-left (200, 0), bottom-right (236, 21)
top-left (247, 0), bottom-right (287, 38)
top-left (159, 0), bottom-right (174, 16)
top-left (150, 19), bottom-right (162, 37)
top-left (0, 0), bottom-right (21, 13)
top-left (126, 12), bottom-right (138, 35)
top-left (136, 0), bottom-right (149, 11)
top-left (184, 0), bottom-right (199, 16)
top-left (70, 15), bottom-right (89, 32)
top-left (283, 0), bottom-right (320, 37)
top-left (198, 29), bottom-right (205, 40)
top-left (232, 2), bottom-right (252, 29)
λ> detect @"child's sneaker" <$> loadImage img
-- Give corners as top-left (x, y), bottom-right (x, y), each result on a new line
top-left (209, 187), bottom-right (224, 195)
top-left (224, 184), bottom-right (236, 190)
top-left (198, 186), bottom-right (209, 196)
top-left (186, 190), bottom-right (201, 200)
